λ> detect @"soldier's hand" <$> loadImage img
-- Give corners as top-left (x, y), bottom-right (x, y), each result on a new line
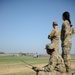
top-left (48, 35), bottom-right (50, 39)
top-left (32, 66), bottom-right (39, 72)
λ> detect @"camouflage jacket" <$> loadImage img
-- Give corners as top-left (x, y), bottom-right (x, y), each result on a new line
top-left (70, 26), bottom-right (75, 39)
top-left (61, 20), bottom-right (75, 43)
top-left (40, 53), bottom-right (66, 73)
top-left (48, 28), bottom-right (60, 44)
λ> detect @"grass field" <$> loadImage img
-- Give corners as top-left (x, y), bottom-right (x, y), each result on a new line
top-left (0, 55), bottom-right (75, 75)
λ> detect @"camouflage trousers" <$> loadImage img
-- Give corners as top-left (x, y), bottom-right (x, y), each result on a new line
top-left (62, 41), bottom-right (72, 75)
top-left (37, 71), bottom-right (65, 75)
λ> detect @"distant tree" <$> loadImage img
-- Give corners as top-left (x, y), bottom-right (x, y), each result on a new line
top-left (0, 52), bottom-right (5, 54)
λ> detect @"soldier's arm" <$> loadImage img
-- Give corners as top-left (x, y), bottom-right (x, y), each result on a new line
top-left (61, 25), bottom-right (64, 41)
top-left (48, 30), bottom-right (55, 39)
top-left (70, 27), bottom-right (75, 38)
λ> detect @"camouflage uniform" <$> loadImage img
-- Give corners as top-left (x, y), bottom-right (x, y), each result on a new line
top-left (38, 44), bottom-right (66, 75)
top-left (48, 22), bottom-right (60, 53)
top-left (70, 26), bottom-right (75, 39)
top-left (61, 20), bottom-right (75, 75)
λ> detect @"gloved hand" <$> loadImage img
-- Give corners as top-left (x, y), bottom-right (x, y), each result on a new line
top-left (32, 66), bottom-right (39, 72)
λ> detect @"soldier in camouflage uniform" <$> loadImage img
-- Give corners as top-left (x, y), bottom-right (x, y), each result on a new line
top-left (48, 22), bottom-right (60, 53)
top-left (61, 11), bottom-right (75, 75)
top-left (33, 44), bottom-right (66, 75)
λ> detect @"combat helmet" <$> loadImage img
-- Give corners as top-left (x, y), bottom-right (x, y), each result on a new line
top-left (53, 21), bottom-right (58, 25)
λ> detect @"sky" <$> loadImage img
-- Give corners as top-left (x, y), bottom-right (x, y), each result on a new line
top-left (0, 0), bottom-right (75, 54)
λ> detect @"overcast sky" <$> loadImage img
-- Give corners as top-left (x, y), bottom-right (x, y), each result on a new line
top-left (0, 0), bottom-right (75, 54)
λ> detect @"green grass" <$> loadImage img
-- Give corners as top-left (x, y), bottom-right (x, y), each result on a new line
top-left (0, 56), bottom-right (49, 75)
top-left (0, 56), bottom-right (49, 64)
top-left (0, 55), bottom-right (75, 75)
